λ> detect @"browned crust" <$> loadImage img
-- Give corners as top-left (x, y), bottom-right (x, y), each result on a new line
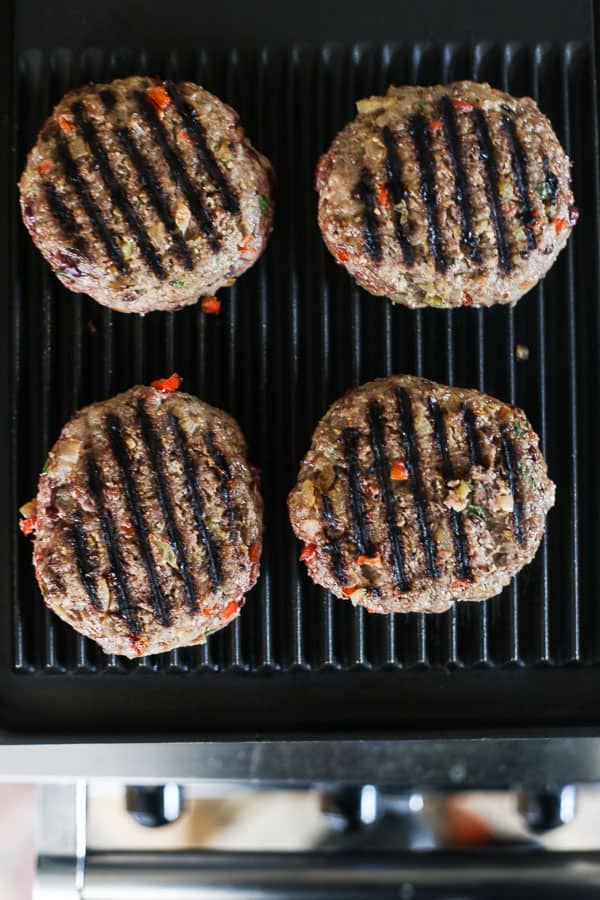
top-left (288, 375), bottom-right (555, 614)
top-left (19, 75), bottom-right (275, 314)
top-left (32, 385), bottom-right (263, 657)
top-left (317, 81), bottom-right (576, 308)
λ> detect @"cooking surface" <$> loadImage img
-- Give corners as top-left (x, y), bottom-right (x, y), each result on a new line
top-left (3, 1), bottom-right (600, 737)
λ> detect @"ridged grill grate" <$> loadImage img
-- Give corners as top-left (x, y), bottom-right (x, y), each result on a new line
top-left (11, 41), bottom-right (600, 678)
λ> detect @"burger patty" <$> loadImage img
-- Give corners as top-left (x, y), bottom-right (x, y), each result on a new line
top-left (288, 376), bottom-right (555, 614)
top-left (316, 81), bottom-right (577, 308)
top-left (25, 381), bottom-right (263, 658)
top-left (19, 75), bottom-right (274, 314)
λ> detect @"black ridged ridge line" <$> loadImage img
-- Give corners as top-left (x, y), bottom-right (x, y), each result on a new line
top-left (64, 512), bottom-right (101, 610)
top-left (56, 134), bottom-right (128, 273)
top-left (342, 427), bottom-right (374, 557)
top-left (462, 404), bottom-right (483, 467)
top-left (113, 125), bottom-right (195, 270)
top-left (165, 81), bottom-right (240, 215)
top-left (472, 109), bottom-right (512, 273)
top-left (381, 125), bottom-right (414, 265)
top-left (137, 401), bottom-right (199, 612)
top-left (106, 414), bottom-right (172, 627)
top-left (543, 155), bottom-right (559, 206)
top-left (396, 388), bottom-right (439, 579)
top-left (321, 492), bottom-right (346, 585)
top-left (501, 114), bottom-right (537, 251)
top-left (135, 90), bottom-right (219, 250)
top-left (205, 431), bottom-right (238, 525)
top-left (367, 401), bottom-right (410, 591)
top-left (43, 181), bottom-right (89, 258)
top-left (439, 95), bottom-right (481, 262)
top-left (86, 455), bottom-right (141, 634)
top-left (501, 427), bottom-right (526, 547)
top-left (169, 413), bottom-right (222, 589)
top-left (428, 396), bottom-right (472, 582)
top-left (356, 166), bottom-right (382, 262)
top-left (409, 114), bottom-right (447, 272)
top-left (70, 101), bottom-right (166, 280)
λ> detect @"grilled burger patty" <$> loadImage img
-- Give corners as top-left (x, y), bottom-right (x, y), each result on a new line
top-left (19, 76), bottom-right (274, 314)
top-left (316, 81), bottom-right (577, 308)
top-left (26, 381), bottom-right (262, 658)
top-left (288, 376), bottom-right (555, 614)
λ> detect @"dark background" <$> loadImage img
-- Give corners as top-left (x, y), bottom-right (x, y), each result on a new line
top-left (14, 0), bottom-right (594, 48)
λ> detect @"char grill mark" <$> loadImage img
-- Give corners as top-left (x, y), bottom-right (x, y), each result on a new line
top-left (542, 156), bottom-right (559, 206)
top-left (321, 493), bottom-right (346, 584)
top-left (367, 401), bottom-right (410, 592)
top-left (105, 414), bottom-right (172, 627)
top-left (462, 404), bottom-right (483, 467)
top-left (409, 114), bottom-right (447, 272)
top-left (205, 431), bottom-right (237, 526)
top-left (135, 91), bottom-right (220, 251)
top-left (86, 455), bottom-right (141, 634)
top-left (43, 181), bottom-right (89, 258)
top-left (99, 90), bottom-right (194, 272)
top-left (438, 95), bottom-right (481, 262)
top-left (99, 89), bottom-right (116, 111)
top-left (501, 114), bottom-right (537, 251)
top-left (113, 127), bottom-right (195, 271)
top-left (472, 109), bottom-right (512, 273)
top-left (427, 397), bottom-right (472, 583)
top-left (501, 427), bottom-right (525, 547)
top-left (70, 100), bottom-right (167, 280)
top-left (356, 167), bottom-right (382, 262)
top-left (136, 401), bottom-right (199, 612)
top-left (55, 135), bottom-right (128, 274)
top-left (165, 82), bottom-right (240, 216)
top-left (381, 125), bottom-right (414, 265)
top-left (395, 388), bottom-right (439, 579)
top-left (64, 512), bottom-right (101, 610)
top-left (342, 427), bottom-right (374, 557)
top-left (169, 413), bottom-right (222, 589)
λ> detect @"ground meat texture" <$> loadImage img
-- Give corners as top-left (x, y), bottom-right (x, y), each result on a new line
top-left (316, 81), bottom-right (577, 308)
top-left (19, 76), bottom-right (275, 314)
top-left (30, 385), bottom-right (263, 658)
top-left (288, 376), bottom-right (555, 614)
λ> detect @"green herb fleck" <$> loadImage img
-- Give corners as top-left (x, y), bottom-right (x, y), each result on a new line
top-left (536, 180), bottom-right (551, 200)
top-left (530, 477), bottom-right (537, 488)
top-left (170, 279), bottom-right (185, 288)
top-left (514, 422), bottom-right (523, 436)
top-left (259, 194), bottom-right (270, 217)
top-left (42, 462), bottom-right (49, 474)
top-left (57, 268), bottom-right (71, 278)
top-left (518, 461), bottom-right (526, 476)
top-left (467, 504), bottom-right (487, 521)
top-left (525, 417), bottom-right (531, 429)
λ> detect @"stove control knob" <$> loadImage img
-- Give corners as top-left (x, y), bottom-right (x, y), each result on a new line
top-left (126, 784), bottom-right (184, 828)
top-left (518, 785), bottom-right (577, 833)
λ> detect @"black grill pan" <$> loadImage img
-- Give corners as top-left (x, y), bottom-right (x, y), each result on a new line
top-left (2, 0), bottom-right (600, 739)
